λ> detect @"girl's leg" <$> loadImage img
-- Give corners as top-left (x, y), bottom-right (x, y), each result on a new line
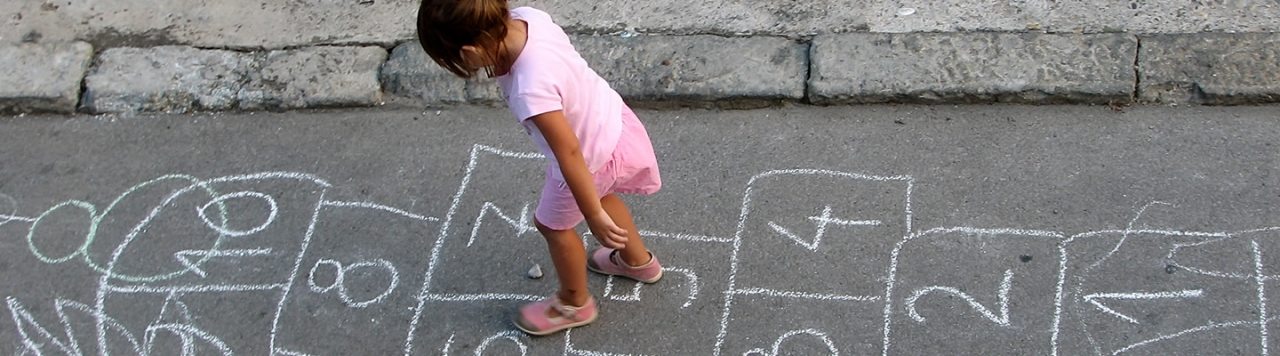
top-left (600, 193), bottom-right (651, 266)
top-left (534, 220), bottom-right (592, 308)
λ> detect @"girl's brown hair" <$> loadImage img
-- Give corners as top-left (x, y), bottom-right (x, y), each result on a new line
top-left (417, 0), bottom-right (513, 78)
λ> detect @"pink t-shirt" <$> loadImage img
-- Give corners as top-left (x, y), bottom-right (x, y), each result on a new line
top-left (497, 7), bottom-right (625, 182)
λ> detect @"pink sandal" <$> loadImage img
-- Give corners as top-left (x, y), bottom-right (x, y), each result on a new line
top-left (514, 295), bottom-right (598, 336)
top-left (587, 248), bottom-right (663, 283)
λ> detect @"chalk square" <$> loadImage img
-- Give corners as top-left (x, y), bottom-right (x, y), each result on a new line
top-left (271, 204), bottom-right (438, 355)
top-left (885, 229), bottom-right (1062, 355)
top-left (427, 145), bottom-right (549, 297)
top-left (732, 171), bottom-right (910, 296)
top-left (718, 296), bottom-right (882, 355)
top-left (1056, 231), bottom-right (1260, 355)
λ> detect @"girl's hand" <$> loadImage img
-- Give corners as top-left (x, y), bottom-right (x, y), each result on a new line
top-left (586, 210), bottom-right (629, 249)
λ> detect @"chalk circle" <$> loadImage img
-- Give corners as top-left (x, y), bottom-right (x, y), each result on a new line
top-left (307, 259), bottom-right (343, 293)
top-left (307, 258), bottom-right (399, 308)
top-left (474, 331), bottom-right (528, 356)
top-left (197, 191), bottom-right (278, 237)
top-left (26, 200), bottom-right (98, 264)
top-left (746, 329), bottom-right (839, 356)
top-left (340, 259), bottom-right (400, 308)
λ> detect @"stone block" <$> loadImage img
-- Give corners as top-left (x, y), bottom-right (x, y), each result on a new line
top-left (1139, 33), bottom-right (1280, 105)
top-left (239, 46), bottom-right (387, 110)
top-left (809, 33), bottom-right (1138, 104)
top-left (0, 41), bottom-right (93, 113)
top-left (82, 46), bottom-right (254, 113)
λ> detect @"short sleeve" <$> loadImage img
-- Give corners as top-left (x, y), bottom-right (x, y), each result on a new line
top-left (508, 73), bottom-right (563, 122)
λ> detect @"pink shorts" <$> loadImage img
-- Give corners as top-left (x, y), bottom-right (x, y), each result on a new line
top-left (535, 107), bottom-right (662, 230)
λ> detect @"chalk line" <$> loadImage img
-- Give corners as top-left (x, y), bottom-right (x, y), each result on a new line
top-left (475, 330), bottom-right (529, 356)
top-left (905, 269), bottom-right (1014, 327)
top-left (744, 329), bottom-right (840, 356)
top-left (1082, 289), bottom-right (1203, 324)
top-left (731, 288), bottom-right (880, 302)
top-left (320, 200), bottom-right (439, 222)
top-left (1256, 240), bottom-right (1269, 356)
top-left (468, 201), bottom-right (536, 247)
top-left (106, 283), bottom-right (288, 294)
top-left (423, 293), bottom-right (544, 302)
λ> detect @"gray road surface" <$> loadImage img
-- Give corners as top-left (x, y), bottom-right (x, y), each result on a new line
top-left (2, 104), bottom-right (1279, 355)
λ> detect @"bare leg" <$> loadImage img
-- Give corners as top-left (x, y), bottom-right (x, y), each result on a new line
top-left (600, 194), bottom-right (652, 266)
top-left (534, 219), bottom-right (592, 310)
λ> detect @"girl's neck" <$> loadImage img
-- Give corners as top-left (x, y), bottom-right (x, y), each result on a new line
top-left (496, 18), bottom-right (528, 76)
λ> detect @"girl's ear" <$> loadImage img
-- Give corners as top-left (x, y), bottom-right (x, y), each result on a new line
top-left (460, 45), bottom-right (482, 57)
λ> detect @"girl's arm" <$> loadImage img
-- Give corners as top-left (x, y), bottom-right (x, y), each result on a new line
top-left (528, 110), bottom-right (629, 248)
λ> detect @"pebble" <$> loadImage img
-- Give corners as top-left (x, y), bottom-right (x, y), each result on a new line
top-left (527, 263), bottom-right (543, 279)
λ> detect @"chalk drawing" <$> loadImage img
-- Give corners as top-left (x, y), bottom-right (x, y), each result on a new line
top-left (305, 258), bottom-right (400, 308)
top-left (4, 143), bottom-right (1279, 356)
top-left (768, 205), bottom-right (882, 251)
top-left (904, 269), bottom-right (1014, 326)
top-left (743, 329), bottom-right (839, 356)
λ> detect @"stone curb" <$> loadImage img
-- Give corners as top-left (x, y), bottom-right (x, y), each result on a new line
top-left (82, 46), bottom-right (386, 114)
top-left (0, 42), bottom-right (94, 114)
top-left (2, 33), bottom-right (1278, 114)
top-left (809, 33), bottom-right (1138, 104)
top-left (1139, 33), bottom-right (1280, 105)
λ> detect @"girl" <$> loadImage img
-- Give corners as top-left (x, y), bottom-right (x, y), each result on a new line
top-left (417, 0), bottom-right (665, 335)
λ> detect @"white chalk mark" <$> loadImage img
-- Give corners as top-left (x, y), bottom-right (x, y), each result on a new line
top-left (305, 258), bottom-right (400, 308)
top-left (564, 328), bottom-right (651, 356)
top-left (905, 269), bottom-right (1014, 327)
top-left (0, 193), bottom-right (24, 226)
top-left (768, 204), bottom-right (880, 252)
top-left (468, 201), bottom-right (536, 247)
top-left (144, 323), bottom-right (234, 356)
top-left (106, 283), bottom-right (288, 294)
top-left (174, 248), bottom-right (274, 277)
top-left (1166, 236), bottom-right (1251, 279)
top-left (475, 330), bottom-right (528, 356)
top-left (768, 206), bottom-right (882, 251)
top-left (423, 293), bottom-right (543, 302)
top-left (1082, 289), bottom-right (1204, 324)
top-left (442, 334), bottom-right (456, 355)
top-left (341, 259), bottom-right (401, 308)
top-left (308, 259), bottom-right (344, 293)
top-left (0, 214), bottom-right (35, 223)
top-left (1090, 201), bottom-right (1173, 270)
top-left (1110, 320), bottom-right (1253, 355)
top-left (744, 329), bottom-right (840, 356)
top-left (636, 230), bottom-right (732, 243)
top-left (663, 267), bottom-right (701, 308)
top-left (7, 297), bottom-right (144, 356)
top-left (320, 200), bottom-right (439, 222)
top-left (1256, 240), bottom-right (1269, 356)
top-left (274, 349), bottom-right (315, 356)
top-left (604, 276), bottom-right (644, 302)
top-left (732, 288), bottom-right (880, 302)
top-left (196, 191), bottom-right (279, 237)
top-left (720, 169), bottom-right (913, 356)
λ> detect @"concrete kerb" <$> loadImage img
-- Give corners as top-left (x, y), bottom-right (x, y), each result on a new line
top-left (2, 32), bottom-right (1278, 114)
